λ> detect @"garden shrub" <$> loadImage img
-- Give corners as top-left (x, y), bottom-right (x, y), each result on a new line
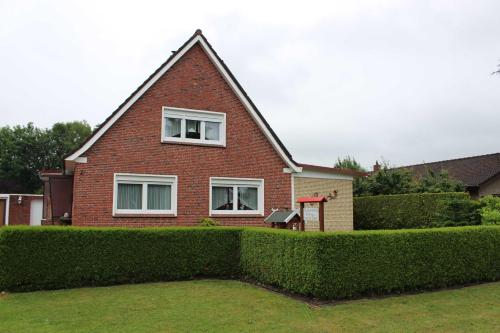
top-left (1, 225), bottom-right (500, 300)
top-left (353, 192), bottom-right (473, 229)
top-left (0, 227), bottom-right (242, 292)
top-left (240, 226), bottom-right (500, 299)
top-left (199, 217), bottom-right (219, 227)
top-left (480, 196), bottom-right (500, 225)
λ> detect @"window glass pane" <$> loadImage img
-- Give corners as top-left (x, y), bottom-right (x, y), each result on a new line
top-left (165, 118), bottom-right (181, 138)
top-left (185, 119), bottom-right (201, 139)
top-left (117, 183), bottom-right (142, 209)
top-left (205, 121), bottom-right (220, 141)
top-left (212, 186), bottom-right (233, 210)
top-left (147, 184), bottom-right (171, 210)
top-left (238, 187), bottom-right (258, 210)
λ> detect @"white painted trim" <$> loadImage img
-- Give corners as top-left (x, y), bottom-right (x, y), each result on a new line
top-left (294, 170), bottom-right (354, 181)
top-left (162, 106), bottom-right (226, 146)
top-left (65, 35), bottom-right (301, 172)
top-left (0, 194), bottom-right (9, 226)
top-left (0, 194), bottom-right (43, 197)
top-left (209, 177), bottom-right (264, 216)
top-left (112, 173), bottom-right (178, 216)
top-left (284, 209), bottom-right (299, 223)
top-left (198, 37), bottom-right (300, 172)
top-left (75, 157), bottom-right (87, 163)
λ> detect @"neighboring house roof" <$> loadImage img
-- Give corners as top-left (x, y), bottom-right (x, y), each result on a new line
top-left (397, 152), bottom-right (500, 187)
top-left (264, 210), bottom-right (298, 223)
top-left (298, 163), bottom-right (367, 177)
top-left (65, 29), bottom-right (300, 172)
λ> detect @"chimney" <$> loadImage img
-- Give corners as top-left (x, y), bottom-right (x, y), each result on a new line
top-left (373, 161), bottom-right (381, 172)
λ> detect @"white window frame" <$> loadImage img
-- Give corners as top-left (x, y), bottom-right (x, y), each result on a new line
top-left (113, 173), bottom-right (177, 216)
top-left (209, 177), bottom-right (264, 216)
top-left (162, 106), bottom-right (226, 146)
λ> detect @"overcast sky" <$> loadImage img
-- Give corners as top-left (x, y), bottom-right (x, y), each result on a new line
top-left (1, 0), bottom-right (499, 169)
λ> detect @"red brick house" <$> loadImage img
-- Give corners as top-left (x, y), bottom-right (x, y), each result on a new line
top-left (45, 30), bottom-right (361, 229)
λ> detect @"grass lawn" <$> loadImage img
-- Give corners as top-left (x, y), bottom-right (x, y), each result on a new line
top-left (1, 280), bottom-right (499, 333)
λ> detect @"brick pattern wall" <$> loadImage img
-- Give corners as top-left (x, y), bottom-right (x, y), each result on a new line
top-left (293, 177), bottom-right (353, 231)
top-left (6, 195), bottom-right (42, 226)
top-left (72, 44), bottom-right (291, 227)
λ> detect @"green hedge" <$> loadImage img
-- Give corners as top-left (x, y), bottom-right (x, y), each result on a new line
top-left (2, 226), bottom-right (500, 300)
top-left (0, 227), bottom-right (242, 292)
top-left (353, 192), bottom-right (476, 230)
top-left (240, 226), bottom-right (500, 299)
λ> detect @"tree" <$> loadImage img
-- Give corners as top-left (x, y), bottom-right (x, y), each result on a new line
top-left (414, 168), bottom-right (465, 193)
top-left (355, 163), bottom-right (416, 196)
top-left (334, 156), bottom-right (366, 172)
top-left (47, 121), bottom-right (92, 168)
top-left (0, 121), bottom-right (91, 193)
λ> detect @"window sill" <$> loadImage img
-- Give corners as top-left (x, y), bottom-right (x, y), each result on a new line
top-left (210, 214), bottom-right (264, 218)
top-left (161, 140), bottom-right (225, 148)
top-left (112, 214), bottom-right (177, 218)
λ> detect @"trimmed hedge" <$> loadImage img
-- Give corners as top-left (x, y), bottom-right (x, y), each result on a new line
top-left (240, 226), bottom-right (500, 299)
top-left (353, 192), bottom-right (474, 230)
top-left (0, 227), bottom-right (242, 292)
top-left (1, 226), bottom-right (500, 300)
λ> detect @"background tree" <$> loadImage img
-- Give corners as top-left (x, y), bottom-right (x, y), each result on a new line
top-left (0, 121), bottom-right (91, 193)
top-left (414, 169), bottom-right (465, 193)
top-left (355, 163), bottom-right (416, 196)
top-left (334, 156), bottom-right (366, 172)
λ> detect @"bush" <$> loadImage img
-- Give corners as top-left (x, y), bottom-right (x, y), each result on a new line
top-left (353, 192), bottom-right (474, 229)
top-left (0, 227), bottom-right (242, 292)
top-left (2, 226), bottom-right (500, 300)
top-left (480, 196), bottom-right (500, 225)
top-left (240, 226), bottom-right (500, 299)
top-left (199, 217), bottom-right (219, 227)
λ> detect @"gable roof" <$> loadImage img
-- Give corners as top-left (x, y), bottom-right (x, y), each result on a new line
top-left (65, 29), bottom-right (301, 172)
top-left (398, 152), bottom-right (500, 187)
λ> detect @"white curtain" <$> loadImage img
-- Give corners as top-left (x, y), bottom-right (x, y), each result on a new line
top-left (165, 117), bottom-right (181, 137)
top-left (238, 187), bottom-right (257, 210)
top-left (117, 183), bottom-right (142, 209)
top-left (205, 121), bottom-right (220, 140)
top-left (212, 187), bottom-right (233, 210)
top-left (147, 184), bottom-right (171, 210)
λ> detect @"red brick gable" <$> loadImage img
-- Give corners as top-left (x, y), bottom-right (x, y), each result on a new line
top-left (72, 43), bottom-right (292, 227)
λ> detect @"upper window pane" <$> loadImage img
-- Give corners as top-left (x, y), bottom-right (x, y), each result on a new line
top-left (205, 121), bottom-right (220, 141)
top-left (238, 187), bottom-right (258, 210)
top-left (165, 118), bottom-right (181, 138)
top-left (117, 183), bottom-right (142, 210)
top-left (212, 186), bottom-right (233, 210)
top-left (185, 119), bottom-right (201, 139)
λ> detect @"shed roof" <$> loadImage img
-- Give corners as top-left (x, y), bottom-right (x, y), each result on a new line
top-left (296, 196), bottom-right (328, 203)
top-left (264, 210), bottom-right (298, 223)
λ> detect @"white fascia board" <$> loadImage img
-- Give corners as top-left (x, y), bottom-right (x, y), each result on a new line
top-left (198, 37), bottom-right (301, 173)
top-left (65, 36), bottom-right (202, 162)
top-left (65, 35), bottom-right (301, 173)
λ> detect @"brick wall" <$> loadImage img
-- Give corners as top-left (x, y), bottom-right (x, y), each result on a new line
top-left (72, 43), bottom-right (292, 227)
top-left (293, 177), bottom-right (353, 231)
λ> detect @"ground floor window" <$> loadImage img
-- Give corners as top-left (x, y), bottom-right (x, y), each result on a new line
top-left (210, 177), bottom-right (264, 215)
top-left (113, 174), bottom-right (177, 215)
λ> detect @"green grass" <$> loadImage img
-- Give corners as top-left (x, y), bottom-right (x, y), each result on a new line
top-left (1, 280), bottom-right (499, 333)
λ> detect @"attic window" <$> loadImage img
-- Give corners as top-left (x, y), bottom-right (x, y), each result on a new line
top-left (162, 107), bottom-right (226, 146)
